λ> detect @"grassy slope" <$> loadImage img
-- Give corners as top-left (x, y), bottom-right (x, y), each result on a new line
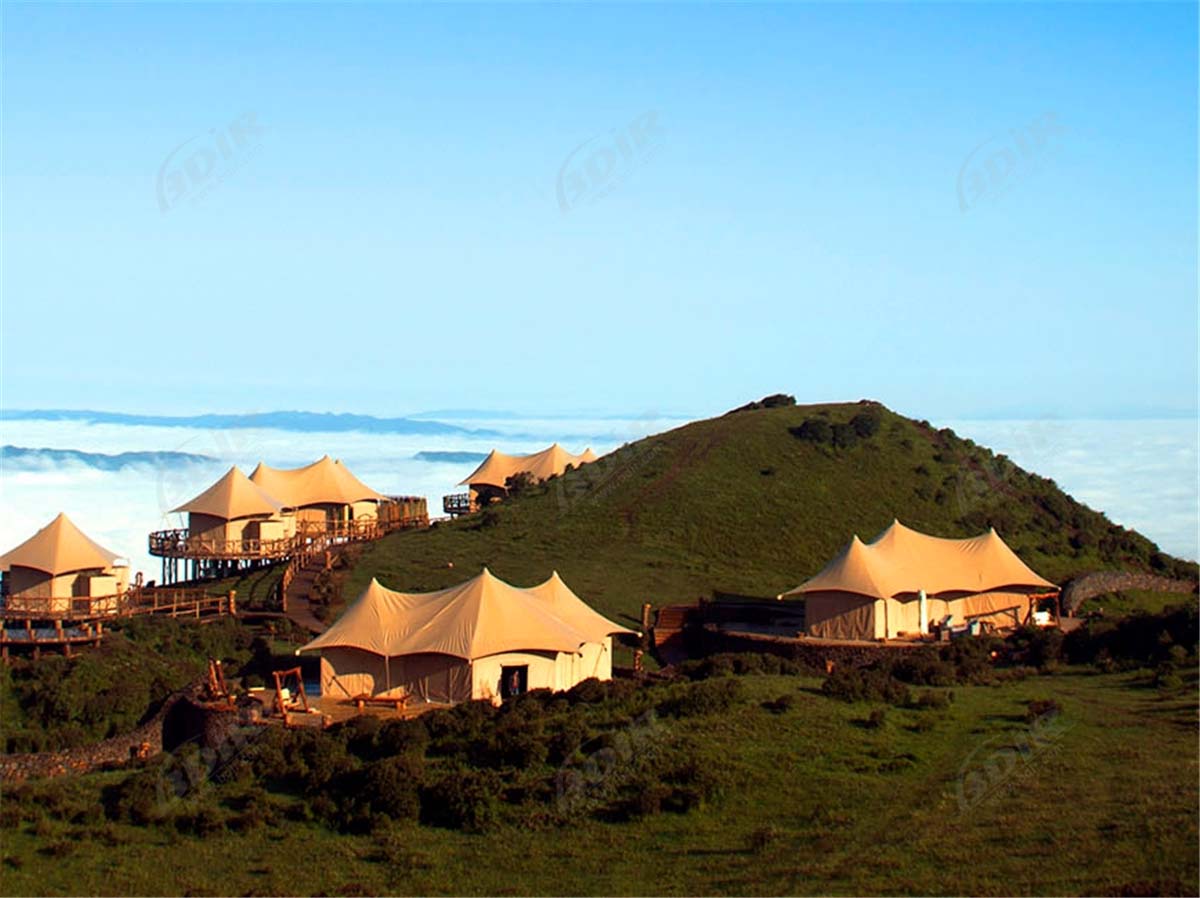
top-left (346, 402), bottom-right (1192, 626)
top-left (3, 669), bottom-right (1196, 896)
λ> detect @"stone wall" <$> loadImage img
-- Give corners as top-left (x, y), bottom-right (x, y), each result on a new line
top-left (0, 685), bottom-right (205, 784)
top-left (698, 625), bottom-right (920, 670)
top-left (1063, 572), bottom-right (1198, 614)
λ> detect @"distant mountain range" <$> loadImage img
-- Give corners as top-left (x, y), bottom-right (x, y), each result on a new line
top-left (1, 409), bottom-right (496, 437)
top-left (2, 445), bottom-right (216, 471)
top-left (413, 450), bottom-right (489, 464)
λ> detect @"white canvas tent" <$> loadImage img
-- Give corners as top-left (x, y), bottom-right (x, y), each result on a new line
top-left (780, 520), bottom-right (1057, 641)
top-left (460, 445), bottom-right (597, 491)
top-left (0, 513), bottom-right (130, 614)
top-left (299, 568), bottom-right (634, 704)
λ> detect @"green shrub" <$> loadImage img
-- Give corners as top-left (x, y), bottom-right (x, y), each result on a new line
top-left (681, 652), bottom-right (805, 680)
top-left (337, 715), bottom-right (383, 760)
top-left (420, 768), bottom-right (502, 833)
top-left (476, 713), bottom-right (549, 769)
top-left (364, 754), bottom-right (424, 820)
top-left (566, 678), bottom-right (609, 704)
top-left (790, 419), bottom-right (831, 443)
top-left (101, 769), bottom-right (165, 825)
top-left (376, 718), bottom-right (430, 758)
top-left (850, 411), bottom-right (881, 438)
top-left (822, 666), bottom-right (910, 706)
top-left (657, 678), bottom-right (741, 718)
top-left (172, 804), bottom-right (226, 836)
top-left (1153, 665), bottom-right (1183, 691)
top-left (830, 423), bottom-right (858, 448)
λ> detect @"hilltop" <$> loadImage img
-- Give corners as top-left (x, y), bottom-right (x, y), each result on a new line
top-left (348, 399), bottom-right (1196, 624)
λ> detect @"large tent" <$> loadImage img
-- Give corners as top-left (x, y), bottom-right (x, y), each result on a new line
top-left (249, 456), bottom-right (388, 524)
top-left (780, 520), bottom-right (1056, 641)
top-left (171, 466), bottom-right (290, 545)
top-left (299, 568), bottom-right (634, 704)
top-left (460, 444), bottom-right (597, 493)
top-left (0, 513), bottom-right (130, 613)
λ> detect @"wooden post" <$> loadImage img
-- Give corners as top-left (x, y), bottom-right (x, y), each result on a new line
top-left (228, 590), bottom-right (237, 617)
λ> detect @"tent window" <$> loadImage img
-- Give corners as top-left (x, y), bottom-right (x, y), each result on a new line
top-left (500, 665), bottom-right (528, 700)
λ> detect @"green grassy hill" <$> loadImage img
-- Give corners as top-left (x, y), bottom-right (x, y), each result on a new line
top-left (347, 399), bottom-right (1196, 625)
top-left (4, 666), bottom-right (1196, 896)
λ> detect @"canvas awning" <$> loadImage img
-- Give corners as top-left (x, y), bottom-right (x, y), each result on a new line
top-left (781, 519), bottom-right (1055, 601)
top-left (250, 455), bottom-right (388, 508)
top-left (299, 568), bottom-right (620, 660)
top-left (171, 466), bottom-right (283, 520)
top-left (0, 513), bottom-right (124, 576)
top-left (459, 444), bottom-right (597, 489)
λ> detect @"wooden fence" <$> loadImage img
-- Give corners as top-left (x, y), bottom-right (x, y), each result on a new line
top-left (1, 588), bottom-right (236, 659)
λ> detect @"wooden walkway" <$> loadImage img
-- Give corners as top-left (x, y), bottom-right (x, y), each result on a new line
top-left (1, 588), bottom-right (236, 659)
top-left (282, 560), bottom-right (328, 635)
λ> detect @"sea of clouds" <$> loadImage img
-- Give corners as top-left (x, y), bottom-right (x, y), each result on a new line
top-left (0, 414), bottom-right (682, 581)
top-left (1, 414), bottom-right (1195, 585)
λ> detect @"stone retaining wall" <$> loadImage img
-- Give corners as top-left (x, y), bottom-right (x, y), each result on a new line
top-left (699, 625), bottom-right (921, 670)
top-left (0, 685), bottom-right (201, 784)
top-left (1063, 572), bottom-right (1198, 614)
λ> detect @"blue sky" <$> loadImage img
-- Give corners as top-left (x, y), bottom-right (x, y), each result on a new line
top-left (2, 2), bottom-right (1196, 421)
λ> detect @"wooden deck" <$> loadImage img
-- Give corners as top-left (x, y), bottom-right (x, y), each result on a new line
top-left (442, 493), bottom-right (473, 516)
top-left (150, 509), bottom-right (429, 585)
top-left (1, 587), bottom-right (237, 659)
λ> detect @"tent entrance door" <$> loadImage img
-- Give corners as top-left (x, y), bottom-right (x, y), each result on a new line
top-left (500, 665), bottom-right (528, 700)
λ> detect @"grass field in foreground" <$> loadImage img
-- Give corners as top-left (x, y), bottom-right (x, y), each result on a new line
top-left (2, 667), bottom-right (1196, 897)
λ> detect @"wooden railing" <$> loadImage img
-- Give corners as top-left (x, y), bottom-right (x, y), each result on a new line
top-left (1, 588), bottom-right (237, 658)
top-left (150, 503), bottom-right (431, 562)
top-left (148, 529), bottom-right (296, 560)
top-left (443, 493), bottom-right (473, 515)
top-left (1, 586), bottom-right (236, 623)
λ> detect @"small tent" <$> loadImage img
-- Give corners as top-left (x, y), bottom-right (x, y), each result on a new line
top-left (250, 456), bottom-right (388, 528)
top-left (299, 568), bottom-right (633, 704)
top-left (171, 466), bottom-right (290, 548)
top-left (0, 514), bottom-right (130, 615)
top-left (780, 520), bottom-right (1056, 641)
top-left (458, 444), bottom-right (597, 505)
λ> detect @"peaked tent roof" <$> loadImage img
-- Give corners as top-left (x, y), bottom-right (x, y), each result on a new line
top-left (249, 456), bottom-right (388, 508)
top-left (299, 568), bottom-right (615, 660)
top-left (780, 519), bottom-right (1055, 601)
top-left (0, 513), bottom-right (124, 576)
top-left (171, 466), bottom-right (283, 519)
top-left (459, 444), bottom-right (597, 489)
top-left (525, 571), bottom-right (636, 642)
